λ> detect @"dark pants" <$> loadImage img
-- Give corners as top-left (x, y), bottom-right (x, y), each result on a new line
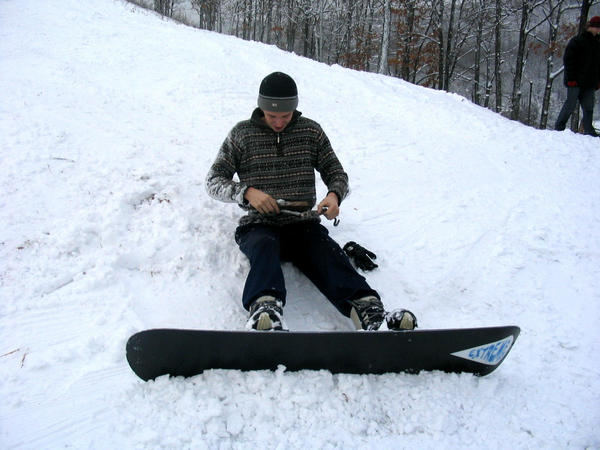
top-left (235, 222), bottom-right (378, 316)
top-left (554, 87), bottom-right (596, 135)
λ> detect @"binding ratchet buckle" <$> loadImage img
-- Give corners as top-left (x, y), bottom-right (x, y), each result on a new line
top-left (277, 199), bottom-right (340, 226)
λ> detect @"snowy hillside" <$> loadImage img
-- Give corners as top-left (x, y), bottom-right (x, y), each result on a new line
top-left (1, 0), bottom-right (599, 448)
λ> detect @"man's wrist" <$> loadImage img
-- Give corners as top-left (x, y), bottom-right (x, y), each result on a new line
top-left (327, 191), bottom-right (340, 205)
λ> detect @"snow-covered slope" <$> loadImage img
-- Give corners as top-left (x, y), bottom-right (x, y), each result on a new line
top-left (1, 0), bottom-right (599, 448)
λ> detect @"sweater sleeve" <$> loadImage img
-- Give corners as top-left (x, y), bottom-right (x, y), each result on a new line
top-left (205, 129), bottom-right (249, 205)
top-left (315, 128), bottom-right (349, 204)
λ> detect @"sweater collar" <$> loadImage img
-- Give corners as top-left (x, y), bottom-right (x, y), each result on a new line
top-left (250, 108), bottom-right (302, 132)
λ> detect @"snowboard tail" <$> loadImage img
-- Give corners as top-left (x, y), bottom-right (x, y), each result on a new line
top-left (126, 326), bottom-right (520, 381)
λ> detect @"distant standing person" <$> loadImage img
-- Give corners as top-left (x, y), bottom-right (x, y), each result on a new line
top-left (555, 16), bottom-right (600, 136)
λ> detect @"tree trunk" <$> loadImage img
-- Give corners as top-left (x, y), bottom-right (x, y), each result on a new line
top-left (437, 0), bottom-right (445, 90)
top-left (401, 2), bottom-right (416, 81)
top-left (539, 1), bottom-right (564, 130)
top-left (286, 0), bottom-right (297, 52)
top-left (473, 5), bottom-right (483, 105)
top-left (443, 0), bottom-right (457, 91)
top-left (510, 0), bottom-right (529, 120)
top-left (378, 0), bottom-right (390, 74)
top-left (494, 0), bottom-right (503, 113)
top-left (578, 0), bottom-right (592, 33)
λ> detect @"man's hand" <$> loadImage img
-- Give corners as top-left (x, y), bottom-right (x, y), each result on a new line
top-left (244, 187), bottom-right (280, 214)
top-left (317, 192), bottom-right (340, 221)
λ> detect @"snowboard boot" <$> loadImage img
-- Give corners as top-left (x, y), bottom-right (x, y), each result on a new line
top-left (349, 296), bottom-right (417, 331)
top-left (349, 296), bottom-right (386, 330)
top-left (246, 296), bottom-right (286, 331)
top-left (385, 309), bottom-right (417, 331)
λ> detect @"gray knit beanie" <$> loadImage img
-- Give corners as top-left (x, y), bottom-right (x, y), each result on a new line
top-left (257, 72), bottom-right (298, 112)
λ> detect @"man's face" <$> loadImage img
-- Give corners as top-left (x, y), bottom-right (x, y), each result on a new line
top-left (263, 110), bottom-right (294, 132)
top-left (589, 25), bottom-right (600, 36)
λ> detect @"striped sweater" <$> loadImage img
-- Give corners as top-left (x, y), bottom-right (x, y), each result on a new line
top-left (206, 108), bottom-right (349, 226)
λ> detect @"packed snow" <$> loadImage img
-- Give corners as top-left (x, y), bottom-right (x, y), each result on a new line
top-left (1, 0), bottom-right (599, 448)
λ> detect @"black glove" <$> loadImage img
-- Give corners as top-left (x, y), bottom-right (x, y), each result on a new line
top-left (343, 241), bottom-right (378, 271)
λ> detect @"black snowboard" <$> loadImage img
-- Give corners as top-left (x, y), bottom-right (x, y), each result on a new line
top-left (126, 326), bottom-right (519, 381)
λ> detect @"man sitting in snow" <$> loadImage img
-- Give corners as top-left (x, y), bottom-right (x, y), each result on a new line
top-left (205, 71), bottom-right (416, 331)
top-left (554, 16), bottom-right (600, 136)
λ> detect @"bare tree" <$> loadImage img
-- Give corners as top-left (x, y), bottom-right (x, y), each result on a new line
top-left (509, 0), bottom-right (550, 122)
top-left (154, 0), bottom-right (175, 17)
top-left (471, 0), bottom-right (492, 105)
top-left (190, 0), bottom-right (221, 31)
top-left (378, 0), bottom-right (391, 74)
top-left (494, 0), bottom-right (504, 113)
top-left (537, 0), bottom-right (572, 129)
top-left (578, 0), bottom-right (593, 32)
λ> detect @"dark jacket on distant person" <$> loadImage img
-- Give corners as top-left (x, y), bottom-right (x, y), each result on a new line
top-left (563, 30), bottom-right (600, 89)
